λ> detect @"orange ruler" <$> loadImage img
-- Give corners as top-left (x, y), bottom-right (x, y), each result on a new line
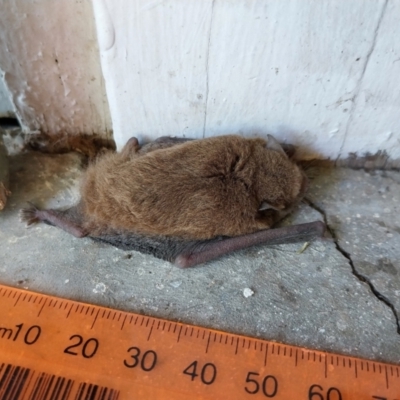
top-left (0, 284), bottom-right (399, 399)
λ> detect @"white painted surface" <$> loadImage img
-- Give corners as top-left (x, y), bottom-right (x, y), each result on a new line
top-left (93, 0), bottom-right (399, 159)
top-left (93, 0), bottom-right (212, 146)
top-left (0, 0), bottom-right (111, 136)
top-left (0, 0), bottom-right (398, 159)
top-left (204, 0), bottom-right (387, 159)
top-left (341, 0), bottom-right (400, 159)
top-left (0, 70), bottom-right (15, 118)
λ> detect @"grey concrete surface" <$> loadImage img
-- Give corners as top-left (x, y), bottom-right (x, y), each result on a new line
top-left (307, 167), bottom-right (400, 327)
top-left (0, 150), bottom-right (399, 364)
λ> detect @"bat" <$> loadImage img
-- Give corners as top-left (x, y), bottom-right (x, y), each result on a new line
top-left (20, 134), bottom-right (325, 267)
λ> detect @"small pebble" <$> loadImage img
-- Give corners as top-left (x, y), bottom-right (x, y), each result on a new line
top-left (93, 283), bottom-right (106, 294)
top-left (243, 288), bottom-right (254, 298)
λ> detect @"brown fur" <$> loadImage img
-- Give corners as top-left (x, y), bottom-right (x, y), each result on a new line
top-left (80, 135), bottom-right (307, 240)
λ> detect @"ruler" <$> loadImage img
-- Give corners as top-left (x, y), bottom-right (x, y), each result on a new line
top-left (0, 284), bottom-right (398, 400)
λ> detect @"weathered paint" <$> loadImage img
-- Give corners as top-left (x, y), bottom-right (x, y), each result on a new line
top-left (203, 0), bottom-right (388, 160)
top-left (341, 0), bottom-right (400, 159)
top-left (93, 0), bottom-right (212, 146)
top-left (93, 0), bottom-right (398, 160)
top-left (0, 70), bottom-right (15, 118)
top-left (0, 0), bottom-right (112, 136)
top-left (0, 0), bottom-right (398, 159)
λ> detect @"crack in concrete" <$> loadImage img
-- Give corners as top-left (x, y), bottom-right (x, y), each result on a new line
top-left (304, 197), bottom-right (400, 335)
top-left (202, 0), bottom-right (215, 139)
top-left (337, 0), bottom-right (388, 160)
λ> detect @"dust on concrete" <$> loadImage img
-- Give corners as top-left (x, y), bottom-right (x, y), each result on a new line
top-left (0, 151), bottom-right (399, 364)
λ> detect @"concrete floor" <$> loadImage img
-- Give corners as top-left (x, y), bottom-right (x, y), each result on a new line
top-left (1, 147), bottom-right (399, 364)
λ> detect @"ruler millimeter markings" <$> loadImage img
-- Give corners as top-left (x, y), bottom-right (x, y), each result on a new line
top-left (0, 284), bottom-right (399, 399)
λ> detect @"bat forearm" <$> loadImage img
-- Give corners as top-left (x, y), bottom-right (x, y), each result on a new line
top-left (175, 221), bottom-right (326, 268)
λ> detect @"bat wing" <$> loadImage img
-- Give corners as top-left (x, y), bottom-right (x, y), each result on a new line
top-left (90, 221), bottom-right (325, 268)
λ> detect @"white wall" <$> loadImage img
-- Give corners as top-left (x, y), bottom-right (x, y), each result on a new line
top-left (93, 0), bottom-right (212, 145)
top-left (0, 70), bottom-right (15, 118)
top-left (0, 0), bottom-right (399, 160)
top-left (94, 0), bottom-right (400, 159)
top-left (341, 0), bottom-right (400, 159)
top-left (0, 0), bottom-right (111, 136)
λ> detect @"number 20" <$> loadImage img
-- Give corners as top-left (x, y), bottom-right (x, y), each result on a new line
top-left (64, 335), bottom-right (99, 358)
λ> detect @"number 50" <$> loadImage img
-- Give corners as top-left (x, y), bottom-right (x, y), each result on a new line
top-left (244, 372), bottom-right (278, 397)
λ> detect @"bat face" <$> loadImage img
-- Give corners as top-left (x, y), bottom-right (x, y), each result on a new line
top-left (80, 135), bottom-right (308, 240)
top-left (251, 140), bottom-right (308, 226)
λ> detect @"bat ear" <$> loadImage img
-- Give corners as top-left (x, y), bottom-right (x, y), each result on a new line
top-left (266, 134), bottom-right (288, 158)
top-left (258, 201), bottom-right (285, 211)
top-left (258, 202), bottom-right (271, 211)
top-left (258, 201), bottom-right (282, 211)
